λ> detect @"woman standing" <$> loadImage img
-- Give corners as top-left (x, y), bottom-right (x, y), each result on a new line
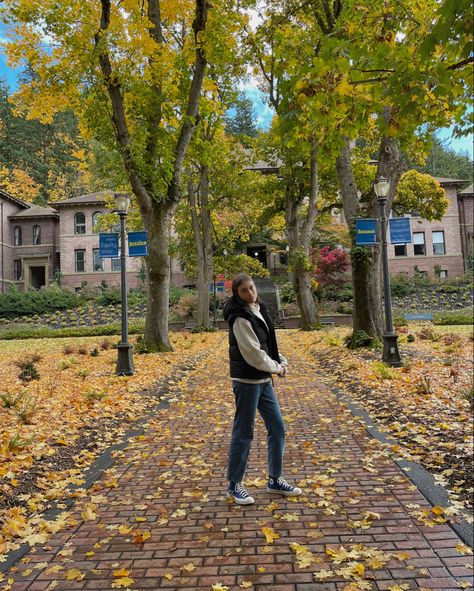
top-left (223, 273), bottom-right (302, 505)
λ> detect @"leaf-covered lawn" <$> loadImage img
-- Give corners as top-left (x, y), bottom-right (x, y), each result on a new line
top-left (0, 331), bottom-right (224, 558)
top-left (281, 325), bottom-right (473, 516)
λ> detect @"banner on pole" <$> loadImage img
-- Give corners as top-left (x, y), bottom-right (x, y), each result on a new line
top-left (99, 233), bottom-right (119, 258)
top-left (355, 219), bottom-right (377, 245)
top-left (389, 218), bottom-right (411, 244)
top-left (128, 231), bottom-right (148, 256)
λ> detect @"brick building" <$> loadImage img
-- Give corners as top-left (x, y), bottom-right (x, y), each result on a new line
top-left (0, 191), bottom-right (142, 293)
top-left (0, 176), bottom-right (472, 293)
top-left (388, 177), bottom-right (469, 279)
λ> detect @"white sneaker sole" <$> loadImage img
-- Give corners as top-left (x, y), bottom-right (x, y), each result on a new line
top-left (266, 487), bottom-right (302, 496)
top-left (227, 493), bottom-right (255, 505)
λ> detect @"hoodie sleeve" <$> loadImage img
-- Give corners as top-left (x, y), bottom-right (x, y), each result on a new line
top-left (233, 317), bottom-right (283, 374)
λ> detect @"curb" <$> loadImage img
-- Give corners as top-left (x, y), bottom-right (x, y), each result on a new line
top-left (330, 382), bottom-right (473, 548)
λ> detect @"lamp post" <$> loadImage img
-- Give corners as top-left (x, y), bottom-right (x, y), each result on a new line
top-left (114, 192), bottom-right (134, 376)
top-left (213, 248), bottom-right (227, 327)
top-left (374, 177), bottom-right (402, 367)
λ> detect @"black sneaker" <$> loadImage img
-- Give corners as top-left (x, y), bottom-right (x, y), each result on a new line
top-left (227, 482), bottom-right (255, 505)
top-left (267, 476), bottom-right (302, 496)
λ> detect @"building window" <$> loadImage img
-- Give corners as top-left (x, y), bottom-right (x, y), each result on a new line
top-left (32, 225), bottom-right (41, 245)
top-left (93, 248), bottom-right (104, 272)
top-left (74, 212), bottom-right (86, 234)
top-left (14, 260), bottom-right (22, 280)
top-left (413, 232), bottom-right (426, 256)
top-left (14, 226), bottom-right (22, 246)
top-left (279, 253), bottom-right (288, 265)
top-left (394, 244), bottom-right (407, 257)
top-left (432, 231), bottom-right (446, 255)
top-left (75, 249), bottom-right (86, 272)
top-left (92, 211), bottom-right (102, 233)
top-left (111, 251), bottom-right (121, 272)
top-left (439, 270), bottom-right (448, 279)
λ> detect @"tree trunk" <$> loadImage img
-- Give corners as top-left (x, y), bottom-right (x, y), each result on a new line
top-left (285, 141), bottom-right (319, 329)
top-left (142, 207), bottom-right (173, 351)
top-left (189, 166), bottom-right (213, 328)
top-left (336, 133), bottom-right (406, 341)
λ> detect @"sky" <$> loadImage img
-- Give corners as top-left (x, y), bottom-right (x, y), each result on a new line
top-left (1, 21), bottom-right (472, 158)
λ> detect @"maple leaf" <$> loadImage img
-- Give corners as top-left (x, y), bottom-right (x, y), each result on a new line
top-left (262, 526), bottom-right (280, 544)
top-left (65, 569), bottom-right (85, 581)
top-left (111, 578), bottom-right (134, 588)
top-left (314, 569), bottom-right (334, 580)
top-left (455, 543), bottom-right (473, 555)
top-left (240, 581), bottom-right (253, 588)
top-left (387, 584), bottom-right (410, 591)
top-left (180, 562), bottom-right (196, 572)
top-left (212, 584), bottom-right (229, 591)
top-left (133, 530), bottom-right (151, 544)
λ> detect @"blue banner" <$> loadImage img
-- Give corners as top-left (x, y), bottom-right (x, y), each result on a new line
top-left (355, 219), bottom-right (378, 245)
top-left (389, 218), bottom-right (411, 244)
top-left (99, 233), bottom-right (119, 258)
top-left (128, 231), bottom-right (148, 257)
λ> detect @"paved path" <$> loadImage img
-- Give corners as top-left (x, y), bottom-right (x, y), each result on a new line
top-left (2, 342), bottom-right (473, 591)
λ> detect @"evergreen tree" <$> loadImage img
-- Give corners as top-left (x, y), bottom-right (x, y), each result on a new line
top-left (224, 94), bottom-right (258, 141)
top-left (0, 74), bottom-right (88, 204)
top-left (421, 135), bottom-right (472, 181)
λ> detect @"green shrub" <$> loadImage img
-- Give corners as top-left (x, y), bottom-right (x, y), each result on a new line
top-left (390, 274), bottom-right (413, 297)
top-left (336, 302), bottom-right (352, 315)
top-left (280, 282), bottom-right (296, 305)
top-left (433, 311), bottom-right (473, 325)
top-left (0, 285), bottom-right (82, 319)
top-left (96, 288), bottom-right (122, 306)
top-left (0, 320), bottom-right (146, 340)
top-left (407, 333), bottom-right (416, 342)
top-left (169, 287), bottom-right (194, 306)
top-left (324, 283), bottom-right (353, 302)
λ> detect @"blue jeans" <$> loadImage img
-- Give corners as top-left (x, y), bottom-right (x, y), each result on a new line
top-left (227, 380), bottom-right (285, 483)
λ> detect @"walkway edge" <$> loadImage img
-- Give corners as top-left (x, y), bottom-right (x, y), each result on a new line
top-left (328, 381), bottom-right (473, 548)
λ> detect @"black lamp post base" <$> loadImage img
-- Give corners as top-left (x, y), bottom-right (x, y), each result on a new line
top-left (382, 333), bottom-right (402, 367)
top-left (116, 343), bottom-right (134, 375)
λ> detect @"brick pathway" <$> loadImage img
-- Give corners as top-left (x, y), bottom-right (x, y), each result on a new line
top-left (2, 340), bottom-right (473, 591)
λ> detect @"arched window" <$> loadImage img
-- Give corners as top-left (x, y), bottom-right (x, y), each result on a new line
top-left (33, 225), bottom-right (41, 245)
top-left (74, 212), bottom-right (86, 234)
top-left (14, 226), bottom-right (22, 246)
top-left (92, 211), bottom-right (102, 233)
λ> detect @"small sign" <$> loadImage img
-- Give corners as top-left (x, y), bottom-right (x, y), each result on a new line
top-left (99, 233), bottom-right (119, 258)
top-left (128, 231), bottom-right (148, 257)
top-left (390, 218), bottom-right (411, 244)
top-left (355, 219), bottom-right (378, 245)
top-left (404, 313), bottom-right (433, 321)
top-left (209, 281), bottom-right (225, 293)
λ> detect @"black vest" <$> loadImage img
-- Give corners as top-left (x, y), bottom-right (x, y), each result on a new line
top-left (224, 298), bottom-right (281, 380)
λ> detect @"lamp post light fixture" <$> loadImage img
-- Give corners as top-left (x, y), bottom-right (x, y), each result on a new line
top-left (373, 177), bottom-right (402, 367)
top-left (114, 192), bottom-right (134, 376)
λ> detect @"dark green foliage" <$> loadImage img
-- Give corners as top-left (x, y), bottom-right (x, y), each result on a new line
top-left (390, 274), bottom-right (413, 297)
top-left (279, 282), bottom-right (296, 305)
top-left (190, 325), bottom-right (218, 333)
top-left (0, 285), bottom-right (82, 319)
top-left (224, 94), bottom-right (258, 141)
top-left (434, 311), bottom-right (473, 325)
top-left (323, 283), bottom-right (353, 302)
top-left (336, 302), bottom-right (352, 315)
top-left (16, 360), bottom-right (40, 382)
top-left (0, 76), bottom-right (86, 204)
top-left (344, 330), bottom-right (374, 349)
top-left (417, 134), bottom-right (473, 181)
top-left (407, 333), bottom-right (416, 342)
top-left (89, 347), bottom-right (100, 357)
top-left (134, 335), bottom-right (149, 355)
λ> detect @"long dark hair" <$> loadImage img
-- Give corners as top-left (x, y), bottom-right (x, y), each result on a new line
top-left (231, 273), bottom-right (254, 298)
